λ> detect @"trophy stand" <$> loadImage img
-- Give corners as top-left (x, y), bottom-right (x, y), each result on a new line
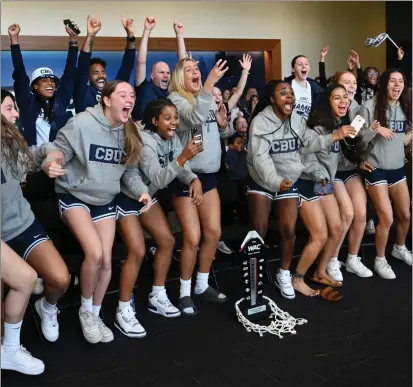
top-left (235, 231), bottom-right (308, 338)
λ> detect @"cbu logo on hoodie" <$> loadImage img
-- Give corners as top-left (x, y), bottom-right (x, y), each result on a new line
top-left (390, 120), bottom-right (407, 134)
top-left (269, 138), bottom-right (299, 154)
top-left (331, 141), bottom-right (340, 153)
top-left (89, 144), bottom-right (122, 165)
top-left (158, 151), bottom-right (174, 168)
top-left (206, 110), bottom-right (217, 124)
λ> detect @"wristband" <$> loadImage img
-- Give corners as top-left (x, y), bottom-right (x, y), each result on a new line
top-left (69, 41), bottom-right (78, 46)
top-left (242, 70), bottom-right (250, 75)
top-left (127, 36), bottom-right (136, 42)
top-left (176, 159), bottom-right (184, 168)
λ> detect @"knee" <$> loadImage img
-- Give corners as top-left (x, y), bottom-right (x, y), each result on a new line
top-left (331, 222), bottom-right (344, 240)
top-left (378, 211), bottom-right (394, 229)
top-left (86, 248), bottom-right (104, 266)
top-left (342, 208), bottom-right (354, 228)
top-left (251, 221), bottom-right (268, 240)
top-left (399, 209), bottom-right (411, 224)
top-left (203, 226), bottom-right (221, 244)
top-left (183, 232), bottom-right (201, 250)
top-left (127, 242), bottom-right (146, 263)
top-left (21, 268), bottom-right (38, 294)
top-left (279, 224), bottom-right (296, 240)
top-left (50, 269), bottom-right (70, 292)
top-left (310, 228), bottom-right (328, 249)
top-left (353, 205), bottom-right (367, 225)
top-left (158, 233), bottom-right (176, 252)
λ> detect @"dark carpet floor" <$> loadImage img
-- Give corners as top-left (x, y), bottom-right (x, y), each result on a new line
top-left (2, 239), bottom-right (412, 387)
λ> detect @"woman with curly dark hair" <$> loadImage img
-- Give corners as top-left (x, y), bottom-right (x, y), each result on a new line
top-left (359, 69), bottom-right (412, 279)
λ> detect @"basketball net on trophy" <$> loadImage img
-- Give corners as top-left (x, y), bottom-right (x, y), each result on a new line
top-left (235, 231), bottom-right (307, 338)
top-left (365, 33), bottom-right (399, 49)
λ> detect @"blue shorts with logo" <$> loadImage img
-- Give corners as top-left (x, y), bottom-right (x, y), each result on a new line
top-left (363, 167), bottom-right (406, 188)
top-left (116, 193), bottom-right (158, 220)
top-left (295, 178), bottom-right (321, 206)
top-left (334, 170), bottom-right (361, 184)
top-left (168, 173), bottom-right (217, 198)
top-left (246, 176), bottom-right (299, 201)
top-left (7, 220), bottom-right (49, 261)
top-left (57, 194), bottom-right (117, 222)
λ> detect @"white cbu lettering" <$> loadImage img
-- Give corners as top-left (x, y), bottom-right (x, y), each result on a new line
top-left (390, 120), bottom-right (406, 133)
top-left (331, 141), bottom-right (340, 152)
top-left (95, 147), bottom-right (106, 160)
top-left (288, 138), bottom-right (296, 150)
top-left (104, 149), bottom-right (114, 161)
top-left (280, 141), bottom-right (289, 152)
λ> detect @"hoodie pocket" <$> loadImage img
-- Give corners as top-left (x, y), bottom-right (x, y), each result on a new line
top-left (69, 177), bottom-right (120, 202)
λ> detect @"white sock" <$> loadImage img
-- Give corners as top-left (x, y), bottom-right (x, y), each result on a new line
top-left (118, 301), bottom-right (130, 311)
top-left (180, 278), bottom-right (193, 314)
top-left (180, 278), bottom-right (191, 299)
top-left (80, 295), bottom-right (93, 313)
top-left (194, 272), bottom-right (209, 294)
top-left (331, 257), bottom-right (338, 261)
top-left (3, 321), bottom-right (22, 353)
top-left (376, 256), bottom-right (386, 261)
top-left (395, 244), bottom-right (405, 250)
top-left (279, 268), bottom-right (290, 274)
top-left (92, 305), bottom-right (101, 317)
top-left (151, 285), bottom-right (165, 297)
top-left (42, 297), bottom-right (56, 313)
top-left (348, 254), bottom-right (357, 260)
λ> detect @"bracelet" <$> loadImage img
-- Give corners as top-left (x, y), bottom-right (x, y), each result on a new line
top-left (176, 159), bottom-right (184, 168)
top-left (69, 41), bottom-right (78, 46)
top-left (127, 36), bottom-right (136, 42)
top-left (242, 70), bottom-right (250, 75)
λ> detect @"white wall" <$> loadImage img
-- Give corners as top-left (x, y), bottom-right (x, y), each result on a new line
top-left (1, 1), bottom-right (387, 78)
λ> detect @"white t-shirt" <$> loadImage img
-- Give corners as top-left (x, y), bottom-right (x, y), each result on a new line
top-left (36, 109), bottom-right (51, 146)
top-left (292, 79), bottom-right (312, 120)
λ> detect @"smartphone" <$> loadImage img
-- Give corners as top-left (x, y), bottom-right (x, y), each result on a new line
top-left (192, 126), bottom-right (203, 142)
top-left (63, 19), bottom-right (81, 35)
top-left (314, 182), bottom-right (334, 195)
top-left (349, 115), bottom-right (366, 138)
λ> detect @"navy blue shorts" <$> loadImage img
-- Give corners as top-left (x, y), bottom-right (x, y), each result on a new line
top-left (168, 173), bottom-right (217, 198)
top-left (7, 220), bottom-right (49, 261)
top-left (246, 176), bottom-right (299, 201)
top-left (116, 192), bottom-right (158, 220)
top-left (363, 167), bottom-right (406, 188)
top-left (296, 178), bottom-right (321, 206)
top-left (57, 194), bottom-right (117, 222)
top-left (334, 170), bottom-right (361, 184)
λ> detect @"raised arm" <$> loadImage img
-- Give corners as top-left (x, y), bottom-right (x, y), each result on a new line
top-left (74, 14), bottom-right (101, 113)
top-left (318, 45), bottom-right (329, 88)
top-left (173, 21), bottom-right (187, 61)
top-left (54, 23), bottom-right (80, 108)
top-left (227, 54), bottom-right (252, 111)
top-left (135, 17), bottom-right (156, 87)
top-left (115, 15), bottom-right (136, 82)
top-left (8, 24), bottom-right (31, 123)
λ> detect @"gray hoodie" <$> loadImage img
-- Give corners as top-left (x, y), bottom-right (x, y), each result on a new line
top-left (358, 98), bottom-right (410, 170)
top-left (247, 107), bottom-right (333, 192)
top-left (168, 90), bottom-right (230, 173)
top-left (1, 148), bottom-right (40, 241)
top-left (37, 104), bottom-right (148, 206)
top-left (337, 99), bottom-right (361, 172)
top-left (135, 130), bottom-right (198, 197)
top-left (300, 124), bottom-right (340, 182)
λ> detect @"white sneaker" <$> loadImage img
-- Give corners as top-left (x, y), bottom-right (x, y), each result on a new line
top-left (217, 241), bottom-right (232, 255)
top-left (34, 298), bottom-right (60, 342)
top-left (391, 245), bottom-right (412, 266)
top-left (79, 309), bottom-right (102, 344)
top-left (327, 258), bottom-right (343, 281)
top-left (274, 269), bottom-right (295, 299)
top-left (148, 290), bottom-right (181, 318)
top-left (374, 258), bottom-right (396, 279)
top-left (32, 279), bottom-right (44, 295)
top-left (1, 345), bottom-right (45, 375)
top-left (114, 306), bottom-right (146, 338)
top-left (346, 256), bottom-right (373, 278)
top-left (95, 316), bottom-right (114, 343)
top-left (365, 219), bottom-right (375, 235)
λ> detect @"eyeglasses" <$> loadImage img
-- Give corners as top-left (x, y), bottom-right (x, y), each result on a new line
top-left (367, 71), bottom-right (379, 76)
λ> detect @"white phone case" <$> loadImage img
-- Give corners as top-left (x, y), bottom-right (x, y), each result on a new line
top-left (349, 115), bottom-right (366, 138)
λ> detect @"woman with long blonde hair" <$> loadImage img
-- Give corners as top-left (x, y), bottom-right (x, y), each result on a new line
top-left (168, 58), bottom-right (230, 316)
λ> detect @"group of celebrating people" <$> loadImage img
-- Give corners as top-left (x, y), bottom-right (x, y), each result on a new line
top-left (1, 13), bottom-right (411, 377)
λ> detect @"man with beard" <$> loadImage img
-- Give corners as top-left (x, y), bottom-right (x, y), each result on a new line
top-left (131, 17), bottom-right (187, 121)
top-left (74, 14), bottom-right (136, 113)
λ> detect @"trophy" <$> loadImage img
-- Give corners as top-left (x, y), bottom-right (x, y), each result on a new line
top-left (235, 230), bottom-right (308, 338)
top-left (238, 230), bottom-right (270, 321)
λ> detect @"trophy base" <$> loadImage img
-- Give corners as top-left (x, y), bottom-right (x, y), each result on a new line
top-left (239, 298), bottom-right (271, 322)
